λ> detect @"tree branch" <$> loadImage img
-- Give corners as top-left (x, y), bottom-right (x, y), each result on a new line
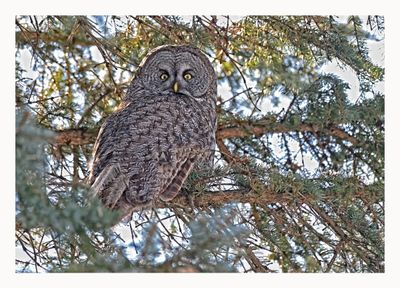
top-left (49, 120), bottom-right (359, 147)
top-left (162, 189), bottom-right (294, 209)
top-left (217, 121), bottom-right (358, 145)
top-left (52, 128), bottom-right (98, 146)
top-left (16, 30), bottom-right (97, 48)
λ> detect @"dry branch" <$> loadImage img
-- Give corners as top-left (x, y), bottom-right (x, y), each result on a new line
top-left (50, 120), bottom-right (359, 146)
top-left (166, 189), bottom-right (291, 208)
top-left (53, 128), bottom-right (98, 146)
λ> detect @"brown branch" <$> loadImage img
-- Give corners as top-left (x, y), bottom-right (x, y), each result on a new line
top-left (49, 118), bottom-right (359, 147)
top-left (217, 122), bottom-right (359, 145)
top-left (16, 30), bottom-right (97, 47)
top-left (52, 128), bottom-right (98, 146)
top-left (161, 189), bottom-right (295, 209)
top-left (216, 137), bottom-right (248, 165)
top-left (243, 246), bottom-right (271, 272)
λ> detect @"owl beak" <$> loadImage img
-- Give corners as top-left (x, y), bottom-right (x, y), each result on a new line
top-left (173, 82), bottom-right (179, 93)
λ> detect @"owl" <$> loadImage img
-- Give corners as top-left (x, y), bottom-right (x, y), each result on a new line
top-left (87, 45), bottom-right (217, 217)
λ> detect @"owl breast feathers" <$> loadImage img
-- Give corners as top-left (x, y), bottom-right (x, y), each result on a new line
top-left (87, 45), bottom-right (217, 217)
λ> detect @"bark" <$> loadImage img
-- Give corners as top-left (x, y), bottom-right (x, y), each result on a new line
top-left (50, 121), bottom-right (358, 146)
top-left (53, 128), bottom-right (98, 146)
top-left (165, 188), bottom-right (291, 209)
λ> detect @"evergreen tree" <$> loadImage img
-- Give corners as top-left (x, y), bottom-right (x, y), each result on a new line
top-left (15, 15), bottom-right (384, 272)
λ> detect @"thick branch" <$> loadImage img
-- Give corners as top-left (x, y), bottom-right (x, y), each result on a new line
top-left (52, 128), bottom-right (98, 146)
top-left (50, 121), bottom-right (359, 146)
top-left (217, 121), bottom-right (358, 145)
top-left (161, 189), bottom-right (294, 209)
top-left (157, 182), bottom-right (375, 210)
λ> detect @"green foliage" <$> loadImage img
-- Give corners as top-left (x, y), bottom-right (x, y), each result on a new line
top-left (16, 110), bottom-right (129, 272)
top-left (16, 109), bottom-right (54, 229)
top-left (131, 209), bottom-right (251, 272)
top-left (15, 15), bottom-right (384, 273)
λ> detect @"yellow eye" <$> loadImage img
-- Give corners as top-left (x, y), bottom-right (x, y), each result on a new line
top-left (160, 73), bottom-right (169, 81)
top-left (183, 73), bottom-right (193, 81)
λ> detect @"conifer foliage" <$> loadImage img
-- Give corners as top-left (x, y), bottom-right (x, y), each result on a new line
top-left (15, 16), bottom-right (384, 272)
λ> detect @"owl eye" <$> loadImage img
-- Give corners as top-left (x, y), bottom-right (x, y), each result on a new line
top-left (183, 72), bottom-right (193, 81)
top-left (160, 72), bottom-right (169, 81)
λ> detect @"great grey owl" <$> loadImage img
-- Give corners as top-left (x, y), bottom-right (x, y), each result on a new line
top-left (87, 45), bottom-right (217, 218)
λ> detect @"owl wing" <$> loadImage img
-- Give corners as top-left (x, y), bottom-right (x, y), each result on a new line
top-left (90, 163), bottom-right (128, 209)
top-left (88, 111), bottom-right (131, 209)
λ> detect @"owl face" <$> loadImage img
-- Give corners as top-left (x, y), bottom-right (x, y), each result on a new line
top-left (138, 46), bottom-right (214, 98)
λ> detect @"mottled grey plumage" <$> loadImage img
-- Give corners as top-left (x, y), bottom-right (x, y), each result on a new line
top-left (87, 45), bottom-right (217, 217)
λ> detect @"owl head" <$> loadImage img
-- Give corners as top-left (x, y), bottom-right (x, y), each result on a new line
top-left (128, 45), bottom-right (217, 101)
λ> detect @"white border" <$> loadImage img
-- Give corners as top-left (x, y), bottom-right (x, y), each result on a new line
top-left (3, 1), bottom-right (397, 287)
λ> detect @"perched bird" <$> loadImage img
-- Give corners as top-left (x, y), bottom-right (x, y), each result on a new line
top-left (87, 45), bottom-right (217, 218)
